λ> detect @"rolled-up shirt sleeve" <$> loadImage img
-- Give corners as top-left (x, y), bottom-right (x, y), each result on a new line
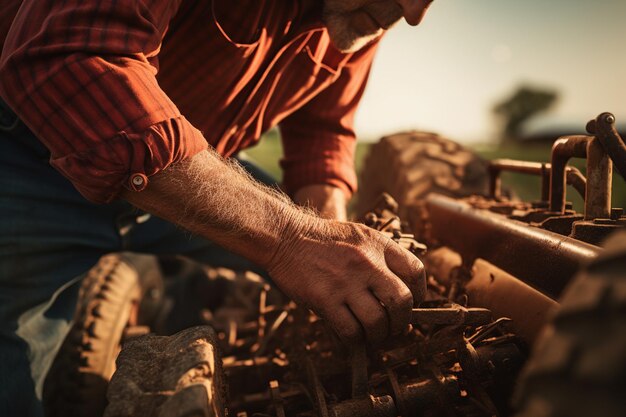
top-left (279, 39), bottom-right (379, 198)
top-left (0, 0), bottom-right (207, 203)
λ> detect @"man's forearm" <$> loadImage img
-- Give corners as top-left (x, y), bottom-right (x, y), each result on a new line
top-left (120, 148), bottom-right (425, 346)
top-left (120, 149), bottom-right (312, 268)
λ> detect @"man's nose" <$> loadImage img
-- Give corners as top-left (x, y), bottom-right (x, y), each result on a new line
top-left (395, 0), bottom-right (432, 26)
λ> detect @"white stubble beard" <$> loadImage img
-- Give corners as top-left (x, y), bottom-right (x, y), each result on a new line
top-left (324, 12), bottom-right (384, 53)
top-left (323, 1), bottom-right (403, 53)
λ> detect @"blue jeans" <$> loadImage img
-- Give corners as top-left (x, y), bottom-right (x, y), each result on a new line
top-left (0, 100), bottom-right (275, 416)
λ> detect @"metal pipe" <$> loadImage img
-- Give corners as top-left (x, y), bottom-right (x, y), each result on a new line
top-left (411, 306), bottom-right (492, 326)
top-left (566, 167), bottom-right (588, 200)
top-left (350, 346), bottom-right (369, 399)
top-left (585, 137), bottom-right (612, 220)
top-left (541, 164), bottom-right (550, 201)
top-left (425, 194), bottom-right (601, 298)
top-left (488, 160), bottom-right (542, 199)
top-left (424, 247), bottom-right (559, 344)
top-left (488, 159), bottom-right (586, 200)
top-left (549, 135), bottom-right (590, 213)
top-left (587, 112), bottom-right (626, 180)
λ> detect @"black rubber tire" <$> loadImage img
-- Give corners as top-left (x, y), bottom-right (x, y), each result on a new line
top-left (43, 252), bottom-right (164, 417)
top-left (513, 231), bottom-right (626, 417)
top-left (355, 131), bottom-right (489, 218)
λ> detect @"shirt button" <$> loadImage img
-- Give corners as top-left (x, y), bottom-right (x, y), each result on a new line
top-left (129, 173), bottom-right (148, 191)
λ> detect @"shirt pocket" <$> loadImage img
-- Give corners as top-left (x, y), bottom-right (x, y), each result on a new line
top-left (211, 0), bottom-right (262, 53)
top-left (302, 38), bottom-right (345, 78)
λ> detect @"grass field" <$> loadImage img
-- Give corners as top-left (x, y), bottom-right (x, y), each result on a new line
top-left (245, 130), bottom-right (626, 213)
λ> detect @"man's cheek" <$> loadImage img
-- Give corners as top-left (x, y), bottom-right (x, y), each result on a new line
top-left (325, 0), bottom-right (372, 14)
top-left (365, 1), bottom-right (404, 28)
top-left (349, 11), bottom-right (384, 37)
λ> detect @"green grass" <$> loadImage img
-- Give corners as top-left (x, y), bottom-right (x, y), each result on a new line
top-left (241, 129), bottom-right (284, 180)
top-left (245, 131), bottom-right (626, 213)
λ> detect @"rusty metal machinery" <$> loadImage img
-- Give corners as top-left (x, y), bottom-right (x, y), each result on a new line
top-left (412, 112), bottom-right (626, 299)
top-left (206, 112), bottom-right (624, 417)
top-left (191, 199), bottom-right (528, 417)
top-left (101, 112), bottom-right (625, 417)
top-left (220, 302), bottom-right (525, 417)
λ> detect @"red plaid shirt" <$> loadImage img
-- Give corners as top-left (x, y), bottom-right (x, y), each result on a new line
top-left (0, 0), bottom-right (378, 203)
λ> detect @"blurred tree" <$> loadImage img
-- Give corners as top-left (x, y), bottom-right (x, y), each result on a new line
top-left (493, 85), bottom-right (558, 139)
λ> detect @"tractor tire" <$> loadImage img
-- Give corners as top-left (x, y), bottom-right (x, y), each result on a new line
top-left (43, 253), bottom-right (164, 417)
top-left (513, 230), bottom-right (626, 417)
top-left (103, 326), bottom-right (226, 417)
top-left (355, 131), bottom-right (489, 218)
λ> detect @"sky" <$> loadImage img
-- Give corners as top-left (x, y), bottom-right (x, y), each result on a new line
top-left (354, 0), bottom-right (626, 143)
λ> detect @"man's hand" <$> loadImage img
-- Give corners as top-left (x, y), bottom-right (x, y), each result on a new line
top-left (268, 219), bottom-right (426, 345)
top-left (294, 184), bottom-right (348, 221)
top-left (121, 149), bottom-right (425, 346)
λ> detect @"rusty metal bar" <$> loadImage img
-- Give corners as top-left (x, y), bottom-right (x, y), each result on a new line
top-left (549, 135), bottom-right (590, 213)
top-left (585, 137), bottom-right (612, 220)
top-left (425, 194), bottom-right (601, 298)
top-left (269, 380), bottom-right (287, 417)
top-left (588, 112), bottom-right (626, 180)
top-left (350, 346), bottom-right (369, 399)
top-left (330, 396), bottom-right (397, 417)
top-left (411, 306), bottom-right (492, 326)
top-left (424, 247), bottom-right (559, 344)
top-left (305, 357), bottom-right (329, 417)
top-left (565, 167), bottom-right (587, 201)
top-left (541, 164), bottom-right (550, 201)
top-left (488, 159), bottom-right (586, 200)
top-left (548, 133), bottom-right (613, 219)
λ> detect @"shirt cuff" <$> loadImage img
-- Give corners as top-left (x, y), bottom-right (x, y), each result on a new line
top-left (50, 116), bottom-right (208, 203)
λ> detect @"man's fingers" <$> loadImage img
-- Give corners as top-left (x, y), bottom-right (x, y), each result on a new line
top-left (347, 290), bottom-right (389, 344)
top-left (325, 304), bottom-right (364, 345)
top-left (369, 273), bottom-right (413, 337)
top-left (384, 240), bottom-right (427, 304)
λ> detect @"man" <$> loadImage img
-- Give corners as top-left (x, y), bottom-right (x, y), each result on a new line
top-left (0, 0), bottom-right (434, 415)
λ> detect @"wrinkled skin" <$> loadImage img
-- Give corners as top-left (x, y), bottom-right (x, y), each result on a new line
top-left (268, 220), bottom-right (426, 345)
top-left (323, 0), bottom-right (435, 52)
top-left (123, 150), bottom-right (427, 347)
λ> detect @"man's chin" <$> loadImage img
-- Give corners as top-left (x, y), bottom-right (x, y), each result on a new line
top-left (325, 15), bottom-right (383, 53)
